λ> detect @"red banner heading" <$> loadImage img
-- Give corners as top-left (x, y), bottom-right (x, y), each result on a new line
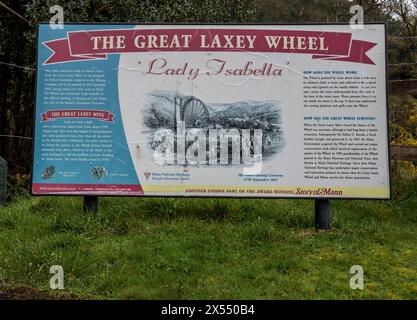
top-left (41, 109), bottom-right (114, 122)
top-left (43, 28), bottom-right (377, 65)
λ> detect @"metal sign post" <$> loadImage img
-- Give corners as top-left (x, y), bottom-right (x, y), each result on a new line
top-left (315, 199), bottom-right (331, 230)
top-left (0, 157), bottom-right (7, 204)
top-left (83, 196), bottom-right (99, 216)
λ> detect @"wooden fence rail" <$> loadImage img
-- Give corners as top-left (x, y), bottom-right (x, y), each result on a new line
top-left (389, 80), bottom-right (417, 95)
top-left (390, 145), bottom-right (417, 161)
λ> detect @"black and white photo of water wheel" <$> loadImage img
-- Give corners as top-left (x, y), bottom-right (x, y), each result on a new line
top-left (181, 97), bottom-right (210, 129)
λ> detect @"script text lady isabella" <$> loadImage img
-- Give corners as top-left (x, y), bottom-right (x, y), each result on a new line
top-left (141, 58), bottom-right (283, 80)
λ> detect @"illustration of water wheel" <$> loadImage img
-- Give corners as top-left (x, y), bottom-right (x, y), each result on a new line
top-left (181, 98), bottom-right (210, 128)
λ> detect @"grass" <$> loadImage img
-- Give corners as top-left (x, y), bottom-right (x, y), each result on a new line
top-left (0, 178), bottom-right (417, 299)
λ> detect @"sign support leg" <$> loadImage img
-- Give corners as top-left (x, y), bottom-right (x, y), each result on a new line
top-left (0, 157), bottom-right (7, 205)
top-left (83, 196), bottom-right (99, 216)
top-left (315, 199), bottom-right (331, 230)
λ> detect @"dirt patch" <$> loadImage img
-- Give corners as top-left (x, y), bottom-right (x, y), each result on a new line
top-left (0, 286), bottom-right (80, 300)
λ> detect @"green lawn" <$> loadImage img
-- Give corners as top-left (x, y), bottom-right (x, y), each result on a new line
top-left (0, 179), bottom-right (417, 299)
